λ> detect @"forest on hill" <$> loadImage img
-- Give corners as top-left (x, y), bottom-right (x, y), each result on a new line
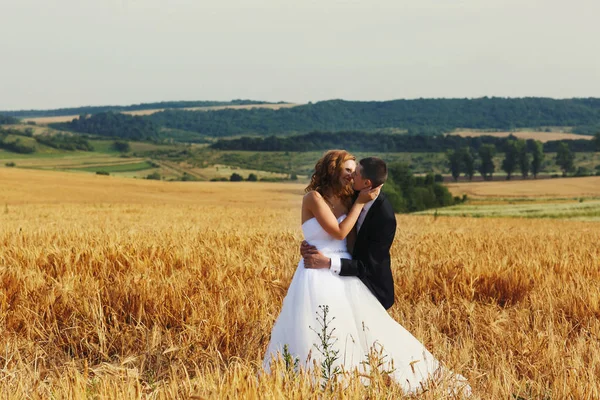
top-left (211, 131), bottom-right (598, 153)
top-left (51, 113), bottom-right (161, 140)
top-left (44, 97), bottom-right (600, 139)
top-left (146, 97), bottom-right (600, 137)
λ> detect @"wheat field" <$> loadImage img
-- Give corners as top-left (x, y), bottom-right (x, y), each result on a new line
top-left (1, 169), bottom-right (600, 399)
top-left (447, 176), bottom-right (600, 199)
top-left (449, 129), bottom-right (592, 142)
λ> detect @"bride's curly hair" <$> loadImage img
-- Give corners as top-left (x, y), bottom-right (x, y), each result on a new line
top-left (305, 150), bottom-right (356, 206)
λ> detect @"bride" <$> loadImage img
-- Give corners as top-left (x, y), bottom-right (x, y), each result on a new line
top-left (263, 150), bottom-right (470, 395)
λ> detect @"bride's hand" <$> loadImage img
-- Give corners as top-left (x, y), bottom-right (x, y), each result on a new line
top-left (357, 185), bottom-right (381, 204)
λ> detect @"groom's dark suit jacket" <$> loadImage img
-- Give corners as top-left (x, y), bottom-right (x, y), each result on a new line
top-left (340, 192), bottom-right (397, 309)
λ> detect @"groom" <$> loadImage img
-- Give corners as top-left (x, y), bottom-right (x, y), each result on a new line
top-left (302, 157), bottom-right (397, 309)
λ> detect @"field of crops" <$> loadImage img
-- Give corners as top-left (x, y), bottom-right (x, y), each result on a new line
top-left (1, 169), bottom-right (600, 398)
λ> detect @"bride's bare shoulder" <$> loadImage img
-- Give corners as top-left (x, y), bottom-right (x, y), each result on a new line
top-left (303, 190), bottom-right (322, 203)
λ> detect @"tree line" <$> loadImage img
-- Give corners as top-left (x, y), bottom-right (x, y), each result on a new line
top-left (34, 134), bottom-right (94, 151)
top-left (211, 131), bottom-right (597, 153)
top-left (0, 114), bottom-right (20, 124)
top-left (0, 100), bottom-right (270, 119)
top-left (34, 98), bottom-right (600, 141)
top-left (0, 127), bottom-right (95, 153)
top-left (447, 138), bottom-right (600, 180)
top-left (52, 113), bottom-right (161, 140)
top-left (146, 97), bottom-right (600, 137)
top-left (0, 127), bottom-right (36, 153)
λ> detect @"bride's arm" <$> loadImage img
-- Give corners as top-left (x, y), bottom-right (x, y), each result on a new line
top-left (303, 189), bottom-right (378, 240)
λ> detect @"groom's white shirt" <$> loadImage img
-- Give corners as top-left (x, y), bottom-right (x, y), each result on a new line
top-left (330, 195), bottom-right (379, 275)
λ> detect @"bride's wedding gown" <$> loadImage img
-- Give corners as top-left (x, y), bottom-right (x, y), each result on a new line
top-left (263, 215), bottom-right (470, 394)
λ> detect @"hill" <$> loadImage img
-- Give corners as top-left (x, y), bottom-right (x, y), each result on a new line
top-left (0, 99), bottom-right (274, 119)
top-left (146, 97), bottom-right (600, 137)
top-left (20, 103), bottom-right (300, 125)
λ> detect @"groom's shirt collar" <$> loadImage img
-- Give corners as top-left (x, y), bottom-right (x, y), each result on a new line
top-left (363, 194), bottom-right (379, 214)
top-left (357, 193), bottom-right (379, 232)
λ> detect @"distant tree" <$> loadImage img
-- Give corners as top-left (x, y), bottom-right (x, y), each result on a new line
top-left (516, 139), bottom-right (530, 178)
top-left (462, 147), bottom-right (476, 181)
top-left (446, 149), bottom-right (462, 182)
top-left (556, 142), bottom-right (575, 176)
top-left (594, 132), bottom-right (600, 151)
top-left (575, 166), bottom-right (590, 176)
top-left (112, 140), bottom-right (131, 152)
top-left (290, 173), bottom-right (298, 181)
top-left (181, 172), bottom-right (198, 181)
top-left (478, 144), bottom-right (496, 181)
top-left (530, 140), bottom-right (545, 179)
top-left (247, 173), bottom-right (258, 181)
top-left (501, 140), bottom-right (519, 180)
top-left (146, 172), bottom-right (161, 180)
top-left (230, 173), bottom-right (243, 182)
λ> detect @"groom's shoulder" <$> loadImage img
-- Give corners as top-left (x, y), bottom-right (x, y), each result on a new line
top-left (378, 193), bottom-right (396, 217)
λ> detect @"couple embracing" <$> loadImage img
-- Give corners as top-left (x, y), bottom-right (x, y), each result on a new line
top-left (263, 150), bottom-right (470, 395)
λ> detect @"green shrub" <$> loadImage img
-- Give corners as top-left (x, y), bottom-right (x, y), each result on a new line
top-left (247, 173), bottom-right (258, 182)
top-left (230, 173), bottom-right (243, 182)
top-left (146, 172), bottom-right (161, 180)
top-left (181, 172), bottom-right (198, 181)
top-left (386, 162), bottom-right (456, 213)
top-left (112, 140), bottom-right (131, 153)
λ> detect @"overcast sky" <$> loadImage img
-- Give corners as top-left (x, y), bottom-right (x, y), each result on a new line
top-left (1, 0), bottom-right (599, 110)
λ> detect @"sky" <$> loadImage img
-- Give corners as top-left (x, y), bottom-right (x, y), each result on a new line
top-left (1, 0), bottom-right (599, 110)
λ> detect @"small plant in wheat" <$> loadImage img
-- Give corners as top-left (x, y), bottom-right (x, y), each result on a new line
top-left (281, 344), bottom-right (299, 373)
top-left (362, 342), bottom-right (395, 373)
top-left (360, 341), bottom-right (396, 388)
top-left (309, 305), bottom-right (341, 387)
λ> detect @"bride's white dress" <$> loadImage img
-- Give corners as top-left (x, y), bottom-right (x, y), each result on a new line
top-left (263, 215), bottom-right (470, 394)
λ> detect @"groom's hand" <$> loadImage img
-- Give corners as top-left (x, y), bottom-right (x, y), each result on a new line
top-left (303, 251), bottom-right (331, 269)
top-left (300, 241), bottom-right (316, 258)
top-left (301, 241), bottom-right (330, 269)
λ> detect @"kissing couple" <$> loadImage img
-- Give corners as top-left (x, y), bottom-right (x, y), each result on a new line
top-left (263, 150), bottom-right (471, 395)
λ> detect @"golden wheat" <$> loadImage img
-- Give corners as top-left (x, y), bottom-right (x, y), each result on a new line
top-left (1, 169), bottom-right (600, 398)
top-left (449, 130), bottom-right (592, 143)
top-left (447, 176), bottom-right (600, 199)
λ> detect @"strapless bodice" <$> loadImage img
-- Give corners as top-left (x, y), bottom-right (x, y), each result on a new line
top-left (301, 215), bottom-right (351, 259)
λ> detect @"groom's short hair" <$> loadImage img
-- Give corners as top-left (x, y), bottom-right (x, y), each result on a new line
top-left (359, 157), bottom-right (387, 187)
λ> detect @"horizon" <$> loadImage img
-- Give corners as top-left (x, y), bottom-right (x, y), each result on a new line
top-left (2, 95), bottom-right (600, 113)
